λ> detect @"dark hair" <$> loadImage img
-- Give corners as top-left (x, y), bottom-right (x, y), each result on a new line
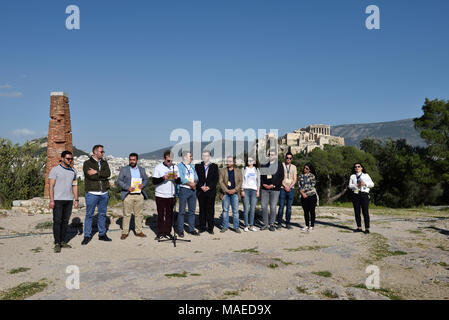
top-left (303, 163), bottom-right (316, 176)
top-left (61, 150), bottom-right (73, 158)
top-left (352, 162), bottom-right (367, 174)
top-left (245, 155), bottom-right (259, 168)
top-left (129, 153), bottom-right (138, 160)
top-left (92, 144), bottom-right (104, 153)
top-left (163, 150), bottom-right (171, 159)
top-left (285, 151), bottom-right (293, 159)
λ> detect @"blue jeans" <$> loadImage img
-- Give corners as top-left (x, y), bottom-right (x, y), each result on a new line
top-left (222, 193), bottom-right (240, 229)
top-left (84, 192), bottom-right (109, 237)
top-left (243, 189), bottom-right (257, 227)
top-left (277, 188), bottom-right (294, 224)
top-left (177, 187), bottom-right (196, 233)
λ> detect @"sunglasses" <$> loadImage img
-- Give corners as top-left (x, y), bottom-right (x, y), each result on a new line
top-left (286, 157), bottom-right (292, 160)
top-left (354, 165), bottom-right (362, 168)
top-left (65, 158), bottom-right (74, 161)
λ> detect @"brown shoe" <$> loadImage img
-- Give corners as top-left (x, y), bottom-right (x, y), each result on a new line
top-left (136, 232), bottom-right (147, 238)
top-left (120, 234), bottom-right (128, 240)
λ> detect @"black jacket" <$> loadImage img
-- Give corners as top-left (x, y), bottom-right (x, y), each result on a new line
top-left (260, 160), bottom-right (284, 191)
top-left (83, 157), bottom-right (111, 193)
top-left (195, 162), bottom-right (219, 196)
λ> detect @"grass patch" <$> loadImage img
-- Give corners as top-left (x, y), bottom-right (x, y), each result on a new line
top-left (0, 279), bottom-right (48, 300)
top-left (351, 283), bottom-right (401, 300)
top-left (30, 247), bottom-right (43, 253)
top-left (338, 230), bottom-right (352, 233)
top-left (296, 286), bottom-right (308, 294)
top-left (223, 290), bottom-right (240, 297)
top-left (268, 263), bottom-right (279, 269)
top-left (362, 233), bottom-right (408, 263)
top-left (312, 271), bottom-right (332, 278)
top-left (8, 267), bottom-right (30, 274)
top-left (194, 251), bottom-right (202, 253)
top-left (35, 221), bottom-right (52, 230)
top-left (272, 258), bottom-right (292, 266)
top-left (233, 247), bottom-right (260, 255)
top-left (439, 262), bottom-right (448, 267)
top-left (284, 245), bottom-right (328, 252)
top-left (322, 289), bottom-right (338, 298)
top-left (164, 271), bottom-right (201, 278)
top-left (407, 229), bottom-right (424, 234)
top-left (0, 226), bottom-right (4, 230)
top-left (436, 245), bottom-right (449, 252)
top-left (165, 271), bottom-right (188, 278)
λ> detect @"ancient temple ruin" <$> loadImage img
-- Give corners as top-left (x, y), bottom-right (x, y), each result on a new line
top-left (279, 124), bottom-right (344, 154)
top-left (44, 92), bottom-right (73, 198)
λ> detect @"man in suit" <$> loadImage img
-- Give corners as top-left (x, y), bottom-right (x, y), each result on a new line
top-left (195, 150), bottom-right (219, 234)
top-left (116, 153), bottom-right (149, 239)
top-left (219, 156), bottom-right (243, 233)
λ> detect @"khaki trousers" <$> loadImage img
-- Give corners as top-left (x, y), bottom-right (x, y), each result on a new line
top-left (122, 194), bottom-right (144, 234)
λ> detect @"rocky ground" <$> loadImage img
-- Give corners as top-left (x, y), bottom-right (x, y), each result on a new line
top-left (0, 200), bottom-right (448, 300)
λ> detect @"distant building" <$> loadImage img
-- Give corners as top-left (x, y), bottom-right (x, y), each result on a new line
top-left (279, 124), bottom-right (344, 154)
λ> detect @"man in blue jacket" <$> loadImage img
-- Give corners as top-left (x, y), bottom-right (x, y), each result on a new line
top-left (176, 151), bottom-right (200, 237)
top-left (117, 153), bottom-right (149, 239)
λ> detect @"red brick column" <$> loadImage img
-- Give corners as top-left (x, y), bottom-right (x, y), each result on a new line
top-left (44, 92), bottom-right (73, 198)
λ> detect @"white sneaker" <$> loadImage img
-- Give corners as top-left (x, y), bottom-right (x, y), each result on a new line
top-left (301, 226), bottom-right (309, 232)
top-left (309, 227), bottom-right (314, 231)
top-left (250, 226), bottom-right (258, 232)
top-left (244, 227), bottom-right (249, 232)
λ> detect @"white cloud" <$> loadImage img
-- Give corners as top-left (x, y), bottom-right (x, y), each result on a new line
top-left (13, 128), bottom-right (36, 136)
top-left (0, 91), bottom-right (23, 97)
top-left (0, 84), bottom-right (12, 89)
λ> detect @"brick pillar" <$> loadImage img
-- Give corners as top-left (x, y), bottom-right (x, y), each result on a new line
top-left (44, 92), bottom-right (73, 198)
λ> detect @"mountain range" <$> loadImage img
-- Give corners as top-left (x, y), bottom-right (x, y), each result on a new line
top-left (139, 118), bottom-right (426, 159)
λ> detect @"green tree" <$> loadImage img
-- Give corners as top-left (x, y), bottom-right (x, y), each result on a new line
top-left (0, 138), bottom-right (46, 208)
top-left (414, 98), bottom-right (449, 184)
top-left (292, 145), bottom-right (379, 204)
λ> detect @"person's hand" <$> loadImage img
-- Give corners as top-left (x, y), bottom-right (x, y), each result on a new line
top-left (128, 187), bottom-right (135, 192)
top-left (201, 186), bottom-right (207, 192)
top-left (256, 191), bottom-right (260, 198)
top-left (285, 186), bottom-right (291, 193)
top-left (74, 200), bottom-right (79, 209)
top-left (138, 184), bottom-right (144, 189)
top-left (301, 192), bottom-right (308, 198)
top-left (262, 184), bottom-right (270, 189)
top-left (49, 201), bottom-right (55, 209)
top-left (88, 168), bottom-right (97, 176)
top-left (163, 174), bottom-right (170, 180)
top-left (241, 190), bottom-right (245, 198)
top-left (270, 184), bottom-right (275, 190)
top-left (360, 180), bottom-right (366, 187)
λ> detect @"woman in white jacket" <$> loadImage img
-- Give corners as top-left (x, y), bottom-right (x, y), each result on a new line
top-left (348, 163), bottom-right (374, 234)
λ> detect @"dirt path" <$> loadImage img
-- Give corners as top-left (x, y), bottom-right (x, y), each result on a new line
top-left (0, 202), bottom-right (448, 300)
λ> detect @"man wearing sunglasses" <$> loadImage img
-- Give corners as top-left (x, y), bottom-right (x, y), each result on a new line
top-left (82, 144), bottom-right (112, 245)
top-left (48, 150), bottom-right (79, 253)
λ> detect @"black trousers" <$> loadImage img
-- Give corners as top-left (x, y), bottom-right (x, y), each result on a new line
top-left (155, 196), bottom-right (175, 236)
top-left (53, 200), bottom-right (73, 244)
top-left (197, 192), bottom-right (216, 231)
top-left (301, 194), bottom-right (317, 227)
top-left (352, 192), bottom-right (370, 229)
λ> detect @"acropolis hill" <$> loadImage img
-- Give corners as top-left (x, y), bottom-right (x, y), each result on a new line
top-left (279, 124), bottom-right (345, 154)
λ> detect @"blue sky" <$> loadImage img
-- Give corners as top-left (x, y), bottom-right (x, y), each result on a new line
top-left (1, 0), bottom-right (448, 156)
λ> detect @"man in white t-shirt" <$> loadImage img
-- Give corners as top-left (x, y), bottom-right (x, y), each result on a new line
top-left (152, 150), bottom-right (181, 240)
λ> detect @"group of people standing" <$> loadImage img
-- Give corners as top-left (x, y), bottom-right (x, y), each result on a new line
top-left (48, 145), bottom-right (374, 253)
